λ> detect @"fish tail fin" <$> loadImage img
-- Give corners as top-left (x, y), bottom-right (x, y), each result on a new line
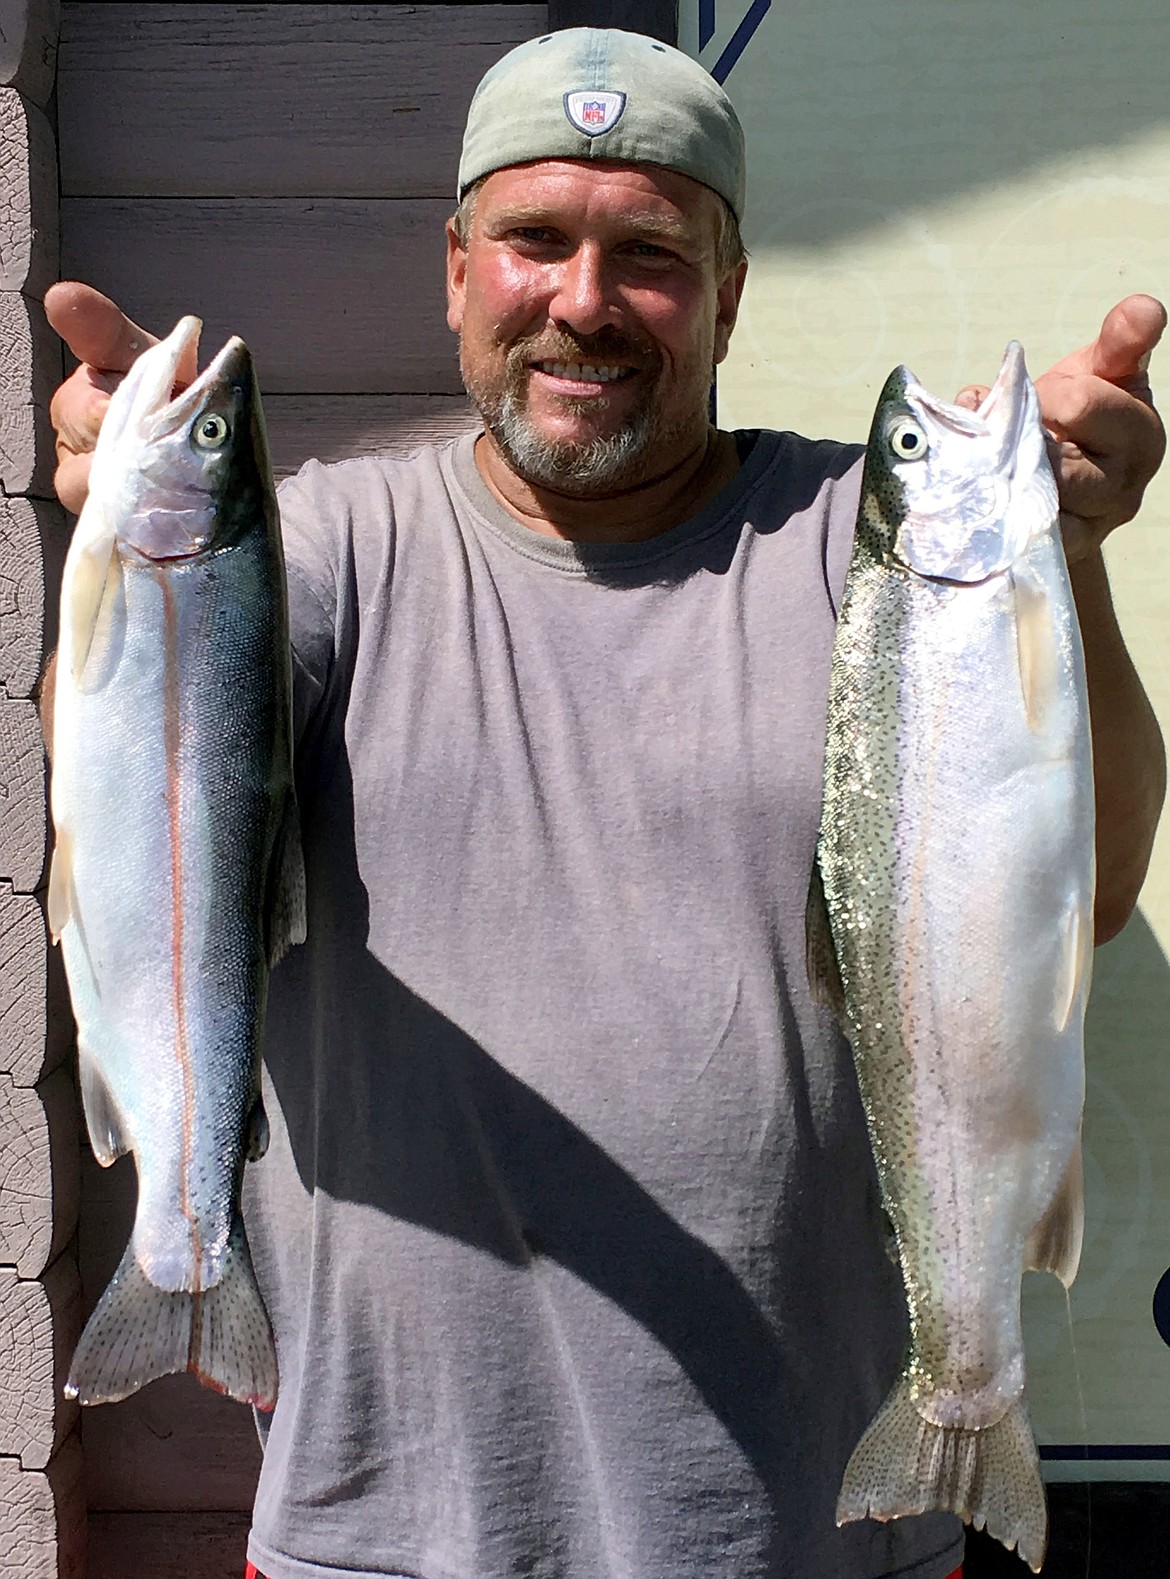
top-left (836, 1377), bottom-right (1046, 1573)
top-left (65, 1215), bottom-right (277, 1409)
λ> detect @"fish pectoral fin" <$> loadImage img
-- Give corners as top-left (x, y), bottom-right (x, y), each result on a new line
top-left (836, 1379), bottom-right (1047, 1573)
top-left (69, 532), bottom-right (124, 685)
top-left (1025, 1137), bottom-right (1084, 1289)
top-left (266, 792), bottom-right (307, 967)
top-left (805, 859), bottom-right (848, 1029)
top-left (78, 1047), bottom-right (132, 1167)
top-left (47, 828), bottom-right (75, 941)
top-left (1011, 562), bottom-right (1058, 736)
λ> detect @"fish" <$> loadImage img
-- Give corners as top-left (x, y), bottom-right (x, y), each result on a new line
top-left (49, 315), bottom-right (305, 1408)
top-left (806, 343), bottom-right (1094, 1571)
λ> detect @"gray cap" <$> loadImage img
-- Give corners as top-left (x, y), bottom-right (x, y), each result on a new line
top-left (458, 28), bottom-right (746, 221)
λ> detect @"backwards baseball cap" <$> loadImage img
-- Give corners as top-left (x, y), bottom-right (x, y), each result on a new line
top-left (458, 28), bottom-right (746, 221)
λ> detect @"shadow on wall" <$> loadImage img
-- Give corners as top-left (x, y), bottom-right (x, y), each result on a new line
top-left (718, 0), bottom-right (1170, 250)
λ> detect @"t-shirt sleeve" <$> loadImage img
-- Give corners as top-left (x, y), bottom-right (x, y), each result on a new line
top-left (276, 460), bottom-right (348, 745)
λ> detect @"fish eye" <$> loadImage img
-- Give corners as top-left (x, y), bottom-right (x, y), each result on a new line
top-left (886, 417), bottom-right (928, 462)
top-left (193, 413), bottom-right (230, 450)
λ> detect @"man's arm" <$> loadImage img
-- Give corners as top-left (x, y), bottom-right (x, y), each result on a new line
top-left (960, 294), bottom-right (1168, 943)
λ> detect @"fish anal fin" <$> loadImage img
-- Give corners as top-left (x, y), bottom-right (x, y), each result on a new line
top-left (836, 1376), bottom-right (1047, 1572)
top-left (806, 858), bottom-right (847, 1030)
top-left (66, 1215), bottom-right (277, 1409)
top-left (78, 1047), bottom-right (131, 1167)
top-left (1025, 1138), bottom-right (1084, 1289)
top-left (1054, 898), bottom-right (1092, 1035)
top-left (246, 1097), bottom-right (270, 1162)
top-left (267, 793), bottom-right (307, 967)
top-left (1011, 564), bottom-right (1058, 736)
top-left (47, 828), bottom-right (74, 942)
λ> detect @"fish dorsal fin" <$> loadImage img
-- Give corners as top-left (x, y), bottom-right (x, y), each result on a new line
top-left (47, 827), bottom-right (75, 941)
top-left (69, 529), bottom-right (122, 685)
top-left (1011, 562), bottom-right (1059, 736)
top-left (78, 1046), bottom-right (132, 1167)
top-left (1025, 1137), bottom-right (1084, 1289)
top-left (267, 793), bottom-right (307, 967)
top-left (805, 859), bottom-right (848, 1030)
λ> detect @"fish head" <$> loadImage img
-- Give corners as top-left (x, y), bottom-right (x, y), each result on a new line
top-left (88, 316), bottom-right (275, 565)
top-left (861, 342), bottom-right (1058, 585)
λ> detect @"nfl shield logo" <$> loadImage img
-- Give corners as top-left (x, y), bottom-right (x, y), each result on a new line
top-left (564, 90), bottom-right (627, 137)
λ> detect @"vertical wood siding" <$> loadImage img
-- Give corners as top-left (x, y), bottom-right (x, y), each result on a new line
top-left (0, 0), bottom-right (87, 1573)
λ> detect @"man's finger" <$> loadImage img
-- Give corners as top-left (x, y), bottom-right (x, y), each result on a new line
top-left (44, 281), bottom-right (161, 375)
top-left (1058, 294), bottom-right (1167, 388)
top-left (954, 383), bottom-right (990, 412)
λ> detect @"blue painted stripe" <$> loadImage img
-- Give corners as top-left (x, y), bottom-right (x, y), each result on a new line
top-left (711, 0), bottom-right (771, 85)
top-left (699, 0), bottom-right (716, 51)
top-left (1041, 1444), bottom-right (1170, 1460)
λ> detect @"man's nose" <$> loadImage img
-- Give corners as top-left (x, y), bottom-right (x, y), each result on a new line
top-left (548, 245), bottom-right (618, 336)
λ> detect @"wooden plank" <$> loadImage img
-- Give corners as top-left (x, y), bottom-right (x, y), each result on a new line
top-left (87, 1510), bottom-right (249, 1579)
top-left (0, 291), bottom-right (59, 497)
top-left (0, 89), bottom-right (58, 296)
top-left (265, 393), bottom-right (478, 479)
top-left (548, 0), bottom-right (677, 41)
top-left (0, 697), bottom-right (45, 892)
top-left (59, 198), bottom-right (462, 395)
top-left (0, 885), bottom-right (52, 1088)
top-left (0, 0), bottom-right (60, 109)
top-left (0, 1434), bottom-right (85, 1579)
top-left (0, 1067), bottom-right (79, 1278)
top-left (0, 1257), bottom-right (82, 1470)
top-left (58, 3), bottom-right (545, 199)
top-left (77, 1149), bottom-right (263, 1513)
top-left (0, 496), bottom-right (51, 699)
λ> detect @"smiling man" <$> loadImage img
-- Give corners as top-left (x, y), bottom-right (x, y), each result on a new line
top-left (44, 26), bottom-right (1166, 1579)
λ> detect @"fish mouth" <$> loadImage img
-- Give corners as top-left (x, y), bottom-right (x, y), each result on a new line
top-left (145, 321), bottom-right (252, 443)
top-left (901, 341), bottom-right (1031, 457)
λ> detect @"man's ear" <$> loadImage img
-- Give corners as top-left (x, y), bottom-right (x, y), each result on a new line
top-left (446, 218), bottom-right (468, 335)
top-left (714, 259), bottom-right (748, 368)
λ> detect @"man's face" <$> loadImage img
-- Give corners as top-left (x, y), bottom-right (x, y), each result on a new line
top-left (446, 160), bottom-right (746, 496)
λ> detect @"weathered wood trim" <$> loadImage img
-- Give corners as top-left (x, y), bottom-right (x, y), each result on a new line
top-left (547, 0), bottom-right (677, 42)
top-left (59, 3), bottom-right (546, 200)
top-left (59, 198), bottom-right (462, 396)
top-left (0, 0), bottom-right (59, 108)
top-left (0, 884), bottom-right (67, 1088)
top-left (0, 291), bottom-right (60, 499)
top-left (0, 495), bottom-right (53, 699)
top-left (87, 1509), bottom-right (248, 1578)
top-left (0, 89), bottom-right (58, 297)
top-left (265, 393), bottom-right (479, 479)
top-left (0, 1067), bottom-right (79, 1279)
top-left (0, 1256), bottom-right (82, 1470)
top-left (0, 1433), bottom-right (85, 1578)
top-left (0, 696), bottom-right (45, 891)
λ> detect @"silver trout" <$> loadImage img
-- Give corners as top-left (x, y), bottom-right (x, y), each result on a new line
top-left (807, 343), bottom-right (1093, 1571)
top-left (50, 316), bottom-right (304, 1408)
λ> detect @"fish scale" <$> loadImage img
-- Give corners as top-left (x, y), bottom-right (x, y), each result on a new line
top-left (808, 344), bottom-right (1093, 1572)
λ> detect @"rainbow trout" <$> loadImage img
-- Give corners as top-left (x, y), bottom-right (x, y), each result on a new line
top-left (50, 317), bottom-right (304, 1407)
top-left (807, 343), bottom-right (1093, 1571)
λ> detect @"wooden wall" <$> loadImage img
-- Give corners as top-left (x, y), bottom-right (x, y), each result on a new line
top-left (0, 0), bottom-right (86, 1572)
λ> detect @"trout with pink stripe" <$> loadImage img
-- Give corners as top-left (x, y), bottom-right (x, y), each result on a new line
top-left (50, 317), bottom-right (303, 1408)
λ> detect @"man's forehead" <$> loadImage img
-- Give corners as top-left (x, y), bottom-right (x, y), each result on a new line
top-left (478, 159), bottom-right (720, 224)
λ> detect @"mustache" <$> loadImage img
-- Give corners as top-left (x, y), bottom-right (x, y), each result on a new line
top-left (505, 330), bottom-right (661, 373)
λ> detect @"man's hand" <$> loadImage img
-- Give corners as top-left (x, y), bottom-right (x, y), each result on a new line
top-left (45, 281), bottom-right (195, 513)
top-left (956, 294), bottom-right (1167, 564)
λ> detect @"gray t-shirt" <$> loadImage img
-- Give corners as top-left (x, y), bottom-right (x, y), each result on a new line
top-left (244, 430), bottom-right (964, 1579)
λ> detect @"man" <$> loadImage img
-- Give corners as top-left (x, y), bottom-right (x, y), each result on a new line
top-left (45, 27), bottom-right (1166, 1579)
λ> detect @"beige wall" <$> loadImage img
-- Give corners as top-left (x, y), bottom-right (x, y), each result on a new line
top-left (686, 0), bottom-right (1170, 1470)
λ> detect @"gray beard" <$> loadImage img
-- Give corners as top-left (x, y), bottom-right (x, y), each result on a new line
top-left (482, 385), bottom-right (658, 492)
